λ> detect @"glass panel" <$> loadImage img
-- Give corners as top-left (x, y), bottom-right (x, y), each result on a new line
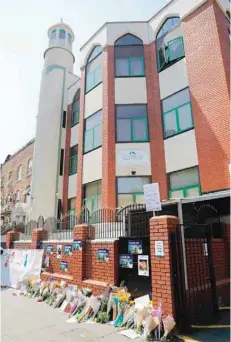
top-left (132, 119), bottom-right (148, 141)
top-left (93, 124), bottom-right (102, 148)
top-left (168, 37), bottom-right (184, 61)
top-left (59, 29), bottom-right (65, 39)
top-left (130, 58), bottom-right (144, 76)
top-left (116, 104), bottom-right (147, 118)
top-left (70, 145), bottom-right (78, 156)
top-left (169, 189), bottom-right (184, 199)
top-left (115, 34), bottom-right (143, 46)
top-left (117, 119), bottom-right (131, 141)
top-left (118, 177), bottom-right (150, 193)
top-left (85, 180), bottom-right (101, 197)
top-left (94, 65), bottom-right (102, 85)
top-left (118, 194), bottom-right (134, 207)
top-left (186, 186), bottom-right (200, 197)
top-left (178, 103), bottom-right (193, 131)
top-left (93, 195), bottom-right (102, 211)
top-left (73, 99), bottom-right (79, 111)
top-left (115, 59), bottom-right (129, 76)
top-left (157, 17), bottom-right (180, 39)
top-left (72, 110), bottom-right (79, 125)
top-left (88, 46), bottom-right (102, 62)
top-left (162, 88), bottom-right (190, 112)
top-left (84, 130), bottom-right (93, 152)
top-left (158, 46), bottom-right (167, 70)
top-left (69, 155), bottom-right (77, 174)
top-left (85, 110), bottom-right (102, 130)
top-left (69, 198), bottom-right (76, 210)
top-left (164, 111), bottom-right (177, 137)
top-left (169, 167), bottom-right (199, 190)
top-left (86, 72), bottom-right (94, 92)
top-left (68, 33), bottom-right (72, 44)
top-left (135, 193), bottom-right (144, 204)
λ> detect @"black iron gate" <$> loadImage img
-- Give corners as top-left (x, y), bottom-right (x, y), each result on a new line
top-left (171, 223), bottom-right (218, 329)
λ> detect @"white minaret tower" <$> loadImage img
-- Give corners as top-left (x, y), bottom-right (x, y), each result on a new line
top-left (31, 21), bottom-right (75, 220)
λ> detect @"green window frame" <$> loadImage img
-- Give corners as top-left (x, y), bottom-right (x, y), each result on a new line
top-left (157, 36), bottom-right (185, 72)
top-left (169, 185), bottom-right (201, 199)
top-left (84, 123), bottom-right (102, 152)
top-left (69, 154), bottom-right (78, 175)
top-left (83, 195), bottom-right (102, 214)
top-left (128, 56), bottom-right (145, 76)
top-left (163, 101), bottom-right (194, 138)
top-left (86, 65), bottom-right (102, 93)
top-left (71, 109), bottom-right (79, 126)
top-left (131, 117), bottom-right (148, 142)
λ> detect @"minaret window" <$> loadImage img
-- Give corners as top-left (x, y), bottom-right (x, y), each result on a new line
top-left (59, 29), bottom-right (66, 39)
top-left (51, 29), bottom-right (56, 40)
top-left (68, 33), bottom-right (72, 44)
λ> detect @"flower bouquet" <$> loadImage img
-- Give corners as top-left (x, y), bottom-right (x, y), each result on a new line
top-left (160, 315), bottom-right (176, 341)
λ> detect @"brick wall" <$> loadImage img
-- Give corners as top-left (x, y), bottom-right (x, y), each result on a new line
top-left (182, 0), bottom-right (230, 193)
top-left (144, 44), bottom-right (168, 200)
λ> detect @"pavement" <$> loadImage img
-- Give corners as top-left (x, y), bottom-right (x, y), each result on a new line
top-left (1, 287), bottom-right (144, 342)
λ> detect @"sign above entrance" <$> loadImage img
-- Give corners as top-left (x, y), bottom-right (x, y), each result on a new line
top-left (143, 183), bottom-right (161, 212)
top-left (117, 150), bottom-right (149, 166)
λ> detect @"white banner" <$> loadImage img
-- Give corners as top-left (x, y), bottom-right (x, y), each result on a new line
top-left (1, 249), bottom-right (44, 288)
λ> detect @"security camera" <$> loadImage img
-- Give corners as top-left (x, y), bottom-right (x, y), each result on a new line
top-left (131, 171), bottom-right (136, 175)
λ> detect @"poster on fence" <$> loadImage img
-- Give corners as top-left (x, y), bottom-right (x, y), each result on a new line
top-left (60, 261), bottom-right (68, 272)
top-left (119, 254), bottom-right (133, 269)
top-left (57, 245), bottom-right (62, 259)
top-left (97, 248), bottom-right (109, 261)
top-left (46, 245), bottom-right (53, 254)
top-left (128, 240), bottom-right (142, 254)
top-left (64, 245), bottom-right (72, 256)
top-left (1, 249), bottom-right (44, 288)
top-left (138, 255), bottom-right (149, 277)
top-left (72, 240), bottom-right (82, 251)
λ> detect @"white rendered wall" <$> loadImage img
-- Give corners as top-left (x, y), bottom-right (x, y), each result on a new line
top-left (82, 148), bottom-right (102, 184)
top-left (164, 130), bottom-right (199, 173)
top-left (67, 80), bottom-right (81, 105)
top-left (159, 59), bottom-right (188, 99)
top-left (116, 143), bottom-right (151, 176)
top-left (107, 22), bottom-right (150, 45)
top-left (71, 124), bottom-right (79, 146)
top-left (68, 173), bottom-right (77, 198)
top-left (84, 83), bottom-right (103, 118)
top-left (115, 78), bottom-right (147, 104)
top-left (44, 48), bottom-right (74, 72)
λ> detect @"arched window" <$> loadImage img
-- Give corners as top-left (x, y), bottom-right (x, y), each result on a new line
top-left (114, 34), bottom-right (145, 77)
top-left (59, 29), bottom-right (66, 39)
top-left (156, 17), bottom-right (180, 39)
top-left (72, 90), bottom-right (80, 126)
top-left (156, 17), bottom-right (184, 72)
top-left (85, 45), bottom-right (103, 93)
top-left (17, 166), bottom-right (22, 182)
top-left (51, 29), bottom-right (56, 40)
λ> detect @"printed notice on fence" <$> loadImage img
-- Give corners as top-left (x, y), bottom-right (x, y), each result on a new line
top-left (155, 241), bottom-right (164, 257)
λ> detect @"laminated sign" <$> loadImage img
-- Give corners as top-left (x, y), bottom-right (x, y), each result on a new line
top-left (128, 240), bottom-right (142, 254)
top-left (138, 255), bottom-right (149, 276)
top-left (97, 249), bottom-right (109, 261)
top-left (119, 254), bottom-right (133, 269)
top-left (64, 245), bottom-right (72, 256)
top-left (72, 240), bottom-right (82, 251)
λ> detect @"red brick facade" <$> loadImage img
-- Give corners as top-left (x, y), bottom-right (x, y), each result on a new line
top-left (102, 46), bottom-right (116, 208)
top-left (182, 0), bottom-right (230, 193)
top-left (144, 44), bottom-right (168, 200)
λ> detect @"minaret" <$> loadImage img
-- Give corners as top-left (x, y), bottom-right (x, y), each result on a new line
top-left (31, 21), bottom-right (75, 220)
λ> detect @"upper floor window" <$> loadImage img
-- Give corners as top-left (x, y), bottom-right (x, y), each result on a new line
top-left (69, 145), bottom-right (78, 175)
top-left (117, 176), bottom-right (150, 207)
top-left (115, 34), bottom-right (145, 77)
top-left (162, 87), bottom-right (194, 138)
top-left (168, 167), bottom-right (201, 199)
top-left (116, 104), bottom-right (149, 142)
top-left (28, 159), bottom-right (33, 171)
top-left (59, 29), bottom-right (66, 39)
top-left (156, 17), bottom-right (180, 39)
top-left (17, 166), bottom-right (22, 181)
top-left (85, 45), bottom-right (103, 93)
top-left (15, 190), bottom-right (20, 201)
top-left (84, 110), bottom-right (102, 153)
top-left (72, 90), bottom-right (80, 126)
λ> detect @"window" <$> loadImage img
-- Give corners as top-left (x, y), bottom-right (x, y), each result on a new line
top-left (115, 34), bottom-right (145, 77)
top-left (8, 172), bottom-right (12, 187)
top-left (59, 29), bottom-right (65, 39)
top-left (51, 29), bottom-right (56, 40)
top-left (1, 177), bottom-right (4, 188)
top-left (60, 149), bottom-right (64, 176)
top-left (17, 166), bottom-right (22, 181)
top-left (28, 159), bottom-right (33, 170)
top-left (157, 36), bottom-right (184, 72)
top-left (69, 145), bottom-right (78, 175)
top-left (68, 33), bottom-right (72, 44)
top-left (156, 17), bottom-right (180, 39)
top-left (85, 45), bottom-right (103, 93)
top-left (83, 180), bottom-right (102, 214)
top-left (162, 88), bottom-right (194, 138)
top-left (84, 110), bottom-right (102, 153)
top-left (72, 91), bottom-right (80, 126)
top-left (62, 111), bottom-right (66, 128)
top-left (168, 167), bottom-right (201, 199)
top-left (117, 177), bottom-right (150, 207)
top-left (15, 190), bottom-right (20, 201)
top-left (116, 104), bottom-right (149, 142)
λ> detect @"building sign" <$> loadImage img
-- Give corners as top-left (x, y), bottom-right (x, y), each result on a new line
top-left (128, 240), bottom-right (142, 254)
top-left (119, 254), bottom-right (133, 268)
top-left (97, 248), bottom-right (109, 261)
top-left (138, 255), bottom-right (149, 276)
top-left (143, 183), bottom-right (161, 212)
top-left (155, 241), bottom-right (164, 257)
top-left (73, 240), bottom-right (82, 251)
top-left (117, 150), bottom-right (149, 166)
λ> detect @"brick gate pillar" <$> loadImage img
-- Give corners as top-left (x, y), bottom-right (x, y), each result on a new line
top-left (150, 215), bottom-right (179, 317)
top-left (31, 228), bottom-right (49, 249)
top-left (6, 231), bottom-right (20, 249)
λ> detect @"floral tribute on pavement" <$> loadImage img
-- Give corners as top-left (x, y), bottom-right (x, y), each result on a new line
top-left (14, 277), bottom-right (176, 341)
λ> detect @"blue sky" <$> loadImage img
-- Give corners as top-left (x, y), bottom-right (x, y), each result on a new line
top-left (0, 0), bottom-right (168, 164)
